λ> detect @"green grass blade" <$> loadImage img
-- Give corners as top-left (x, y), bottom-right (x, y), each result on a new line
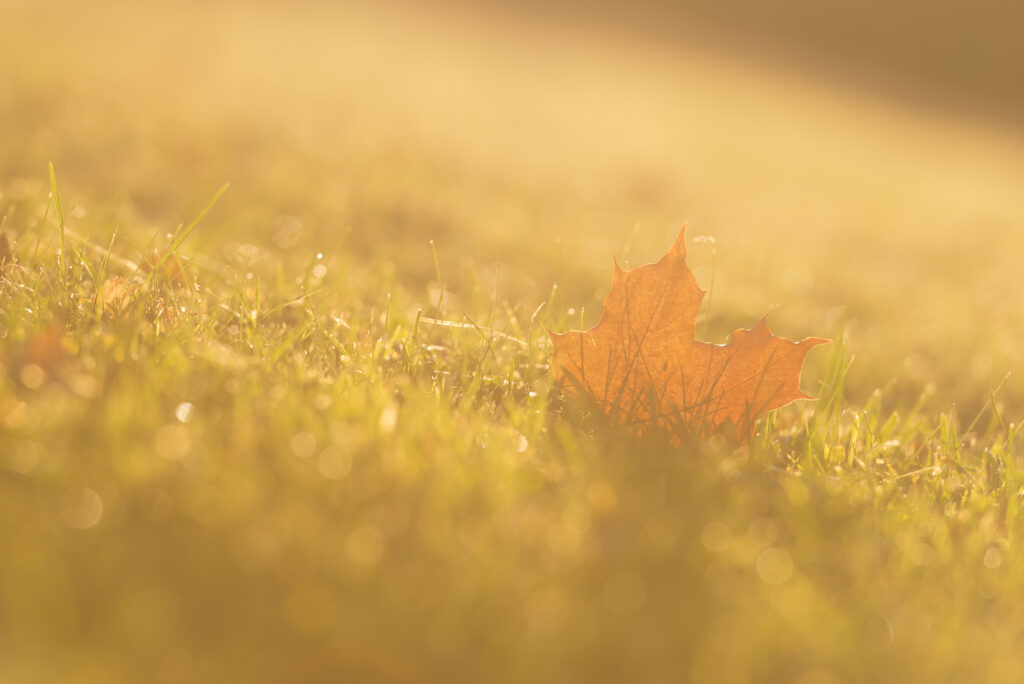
top-left (48, 162), bottom-right (66, 284)
top-left (144, 183), bottom-right (229, 287)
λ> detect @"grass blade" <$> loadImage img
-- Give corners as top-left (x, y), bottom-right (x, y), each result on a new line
top-left (48, 162), bottom-right (66, 284)
top-left (144, 183), bottom-right (229, 287)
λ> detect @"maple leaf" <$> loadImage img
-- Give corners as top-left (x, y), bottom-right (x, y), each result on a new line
top-left (550, 227), bottom-right (828, 443)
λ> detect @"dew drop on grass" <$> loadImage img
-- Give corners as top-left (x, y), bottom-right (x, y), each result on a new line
top-left (174, 402), bottom-right (194, 423)
top-left (1, 401), bottom-right (27, 429)
top-left (19, 364), bottom-right (46, 390)
top-left (379, 405), bottom-right (398, 434)
top-left (318, 446), bottom-right (352, 480)
top-left (236, 243), bottom-right (260, 264)
top-left (69, 373), bottom-right (99, 399)
top-left (756, 547), bottom-right (794, 585)
top-left (8, 442), bottom-right (41, 474)
top-left (290, 431), bottom-right (317, 458)
top-left (312, 264), bottom-right (327, 278)
top-left (155, 424), bottom-right (192, 461)
top-left (61, 487), bottom-right (104, 530)
top-left (515, 433), bottom-right (529, 453)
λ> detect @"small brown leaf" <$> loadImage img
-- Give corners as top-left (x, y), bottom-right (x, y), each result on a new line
top-left (101, 276), bottom-right (139, 316)
top-left (550, 227), bottom-right (828, 443)
top-left (25, 325), bottom-right (73, 374)
top-left (143, 249), bottom-right (191, 287)
top-left (149, 296), bottom-right (180, 329)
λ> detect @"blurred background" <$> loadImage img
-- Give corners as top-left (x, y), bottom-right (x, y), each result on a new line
top-left (4, 0), bottom-right (1024, 681)
top-left (478, 0), bottom-right (1024, 127)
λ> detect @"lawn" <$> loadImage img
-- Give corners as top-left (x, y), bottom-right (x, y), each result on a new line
top-left (3, 1), bottom-right (1024, 682)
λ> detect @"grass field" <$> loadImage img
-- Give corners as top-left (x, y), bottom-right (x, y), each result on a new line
top-left (3, 1), bottom-right (1024, 682)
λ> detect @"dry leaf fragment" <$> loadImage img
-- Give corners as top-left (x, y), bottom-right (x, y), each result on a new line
top-left (25, 325), bottom-right (73, 375)
top-left (550, 227), bottom-right (828, 443)
top-left (101, 276), bottom-right (139, 316)
top-left (99, 276), bottom-right (181, 329)
top-left (143, 249), bottom-right (191, 287)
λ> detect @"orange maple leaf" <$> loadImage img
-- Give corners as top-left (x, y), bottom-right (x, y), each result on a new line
top-left (550, 227), bottom-right (828, 443)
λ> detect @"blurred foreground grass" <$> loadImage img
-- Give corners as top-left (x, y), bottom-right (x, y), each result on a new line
top-left (3, 1), bottom-right (1024, 682)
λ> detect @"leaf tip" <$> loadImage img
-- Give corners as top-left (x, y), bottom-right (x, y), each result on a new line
top-left (801, 336), bottom-right (831, 349)
top-left (669, 224), bottom-right (688, 257)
